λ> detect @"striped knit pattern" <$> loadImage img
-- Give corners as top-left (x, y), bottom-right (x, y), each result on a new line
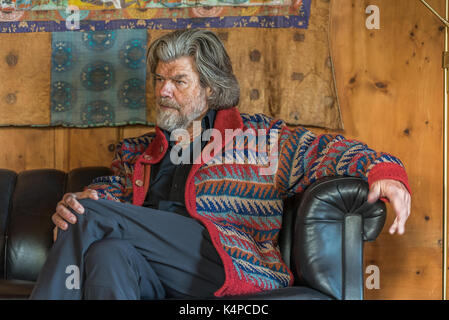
top-left (88, 133), bottom-right (153, 203)
top-left (86, 110), bottom-right (408, 296)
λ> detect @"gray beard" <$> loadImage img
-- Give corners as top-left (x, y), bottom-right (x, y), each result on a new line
top-left (156, 104), bottom-right (206, 132)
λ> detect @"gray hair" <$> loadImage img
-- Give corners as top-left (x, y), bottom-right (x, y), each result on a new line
top-left (147, 29), bottom-right (240, 110)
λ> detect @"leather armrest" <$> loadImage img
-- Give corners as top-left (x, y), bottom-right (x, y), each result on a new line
top-left (292, 176), bottom-right (386, 300)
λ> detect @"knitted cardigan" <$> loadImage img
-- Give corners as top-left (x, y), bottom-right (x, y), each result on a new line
top-left (87, 107), bottom-right (411, 297)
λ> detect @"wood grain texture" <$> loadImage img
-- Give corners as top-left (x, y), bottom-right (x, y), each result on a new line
top-left (0, 127), bottom-right (55, 171)
top-left (329, 0), bottom-right (444, 299)
top-left (66, 128), bottom-right (120, 170)
top-left (0, 33), bottom-right (51, 125)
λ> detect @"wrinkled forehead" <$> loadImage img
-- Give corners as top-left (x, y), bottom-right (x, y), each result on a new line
top-left (154, 56), bottom-right (200, 80)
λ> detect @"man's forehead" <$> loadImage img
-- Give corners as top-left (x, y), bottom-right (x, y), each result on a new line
top-left (155, 56), bottom-right (197, 76)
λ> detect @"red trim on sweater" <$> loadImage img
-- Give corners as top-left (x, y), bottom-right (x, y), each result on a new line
top-left (367, 162), bottom-right (412, 198)
top-left (184, 163), bottom-right (254, 297)
top-left (132, 161), bottom-right (143, 205)
top-left (183, 107), bottom-right (259, 297)
top-left (131, 107), bottom-right (250, 296)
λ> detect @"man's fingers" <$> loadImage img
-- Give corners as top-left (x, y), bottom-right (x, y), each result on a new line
top-left (63, 193), bottom-right (85, 214)
top-left (367, 182), bottom-right (381, 203)
top-left (56, 202), bottom-right (77, 224)
top-left (53, 227), bottom-right (58, 242)
top-left (388, 191), bottom-right (410, 235)
top-left (52, 190), bottom-right (100, 237)
top-left (52, 213), bottom-right (69, 231)
top-left (389, 217), bottom-right (398, 234)
top-left (87, 189), bottom-right (99, 200)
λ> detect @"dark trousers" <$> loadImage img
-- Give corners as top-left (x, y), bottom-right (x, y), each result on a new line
top-left (29, 198), bottom-right (225, 300)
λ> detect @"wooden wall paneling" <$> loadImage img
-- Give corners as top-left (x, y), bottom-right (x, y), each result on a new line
top-left (330, 0), bottom-right (444, 299)
top-left (54, 127), bottom-right (69, 171)
top-left (121, 126), bottom-right (155, 140)
top-left (0, 127), bottom-right (55, 172)
top-left (67, 128), bottom-right (120, 170)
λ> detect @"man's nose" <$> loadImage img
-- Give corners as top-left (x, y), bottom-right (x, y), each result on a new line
top-left (159, 81), bottom-right (174, 98)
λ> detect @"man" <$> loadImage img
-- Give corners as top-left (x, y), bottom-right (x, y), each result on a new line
top-left (30, 29), bottom-right (411, 299)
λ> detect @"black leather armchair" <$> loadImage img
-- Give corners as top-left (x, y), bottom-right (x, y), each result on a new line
top-left (0, 167), bottom-right (386, 300)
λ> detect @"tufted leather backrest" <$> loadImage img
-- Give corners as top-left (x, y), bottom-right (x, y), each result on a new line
top-left (6, 170), bottom-right (66, 281)
top-left (0, 169), bottom-right (17, 278)
top-left (2, 167), bottom-right (113, 281)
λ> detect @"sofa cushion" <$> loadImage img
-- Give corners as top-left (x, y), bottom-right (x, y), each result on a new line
top-left (0, 279), bottom-right (35, 299)
top-left (0, 169), bottom-right (17, 278)
top-left (6, 169), bottom-right (66, 281)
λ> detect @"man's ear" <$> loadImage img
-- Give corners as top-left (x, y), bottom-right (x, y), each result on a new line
top-left (206, 87), bottom-right (212, 98)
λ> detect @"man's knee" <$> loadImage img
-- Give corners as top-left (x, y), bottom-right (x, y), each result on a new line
top-left (70, 198), bottom-right (112, 225)
top-left (85, 238), bottom-right (131, 267)
top-left (77, 198), bottom-right (101, 212)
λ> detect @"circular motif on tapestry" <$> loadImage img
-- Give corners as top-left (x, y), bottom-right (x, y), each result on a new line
top-left (52, 41), bottom-right (75, 72)
top-left (82, 31), bottom-right (117, 51)
top-left (81, 100), bottom-right (115, 126)
top-left (81, 61), bottom-right (115, 91)
top-left (119, 39), bottom-right (146, 70)
top-left (51, 81), bottom-right (76, 112)
top-left (118, 78), bottom-right (145, 109)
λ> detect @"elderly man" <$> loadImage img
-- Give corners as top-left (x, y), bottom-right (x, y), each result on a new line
top-left (30, 29), bottom-right (411, 299)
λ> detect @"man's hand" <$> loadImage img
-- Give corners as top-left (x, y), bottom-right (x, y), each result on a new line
top-left (52, 189), bottom-right (99, 242)
top-left (367, 179), bottom-right (411, 235)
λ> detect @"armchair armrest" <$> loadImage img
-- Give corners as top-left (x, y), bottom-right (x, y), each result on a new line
top-left (292, 176), bottom-right (386, 300)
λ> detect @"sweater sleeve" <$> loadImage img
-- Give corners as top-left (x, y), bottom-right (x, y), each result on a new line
top-left (84, 140), bottom-right (132, 203)
top-left (275, 124), bottom-right (411, 197)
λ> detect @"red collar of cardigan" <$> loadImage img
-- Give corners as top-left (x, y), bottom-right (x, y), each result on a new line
top-left (142, 106), bottom-right (243, 163)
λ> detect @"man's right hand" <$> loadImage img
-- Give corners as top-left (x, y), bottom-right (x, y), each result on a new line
top-left (52, 189), bottom-right (99, 242)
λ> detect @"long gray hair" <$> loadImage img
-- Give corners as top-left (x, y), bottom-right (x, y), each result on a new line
top-left (147, 29), bottom-right (240, 110)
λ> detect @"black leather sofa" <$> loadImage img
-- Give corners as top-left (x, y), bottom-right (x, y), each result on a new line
top-left (0, 167), bottom-right (386, 300)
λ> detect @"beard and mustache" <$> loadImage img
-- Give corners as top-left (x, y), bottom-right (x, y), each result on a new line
top-left (156, 90), bottom-right (208, 132)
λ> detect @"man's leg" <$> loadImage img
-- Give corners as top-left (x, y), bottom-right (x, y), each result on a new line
top-left (82, 238), bottom-right (165, 300)
top-left (30, 198), bottom-right (225, 299)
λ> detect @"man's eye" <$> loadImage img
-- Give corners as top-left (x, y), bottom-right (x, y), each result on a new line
top-left (176, 80), bottom-right (185, 85)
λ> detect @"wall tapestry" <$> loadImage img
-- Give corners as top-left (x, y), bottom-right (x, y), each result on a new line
top-left (0, 0), bottom-right (344, 129)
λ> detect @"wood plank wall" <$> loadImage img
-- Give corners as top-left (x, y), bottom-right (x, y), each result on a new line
top-left (0, 0), bottom-right (445, 299)
top-left (329, 0), bottom-right (444, 299)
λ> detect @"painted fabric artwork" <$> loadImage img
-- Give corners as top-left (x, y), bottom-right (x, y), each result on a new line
top-left (50, 29), bottom-right (147, 126)
top-left (1, 0), bottom-right (292, 11)
top-left (0, 0), bottom-right (343, 130)
top-left (0, 0), bottom-right (311, 32)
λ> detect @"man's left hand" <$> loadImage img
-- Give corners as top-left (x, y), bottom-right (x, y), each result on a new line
top-left (367, 179), bottom-right (411, 235)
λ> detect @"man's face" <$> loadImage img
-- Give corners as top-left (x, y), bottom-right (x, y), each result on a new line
top-left (153, 56), bottom-right (209, 132)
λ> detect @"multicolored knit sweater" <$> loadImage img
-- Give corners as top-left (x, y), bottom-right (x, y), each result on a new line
top-left (87, 107), bottom-right (410, 297)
